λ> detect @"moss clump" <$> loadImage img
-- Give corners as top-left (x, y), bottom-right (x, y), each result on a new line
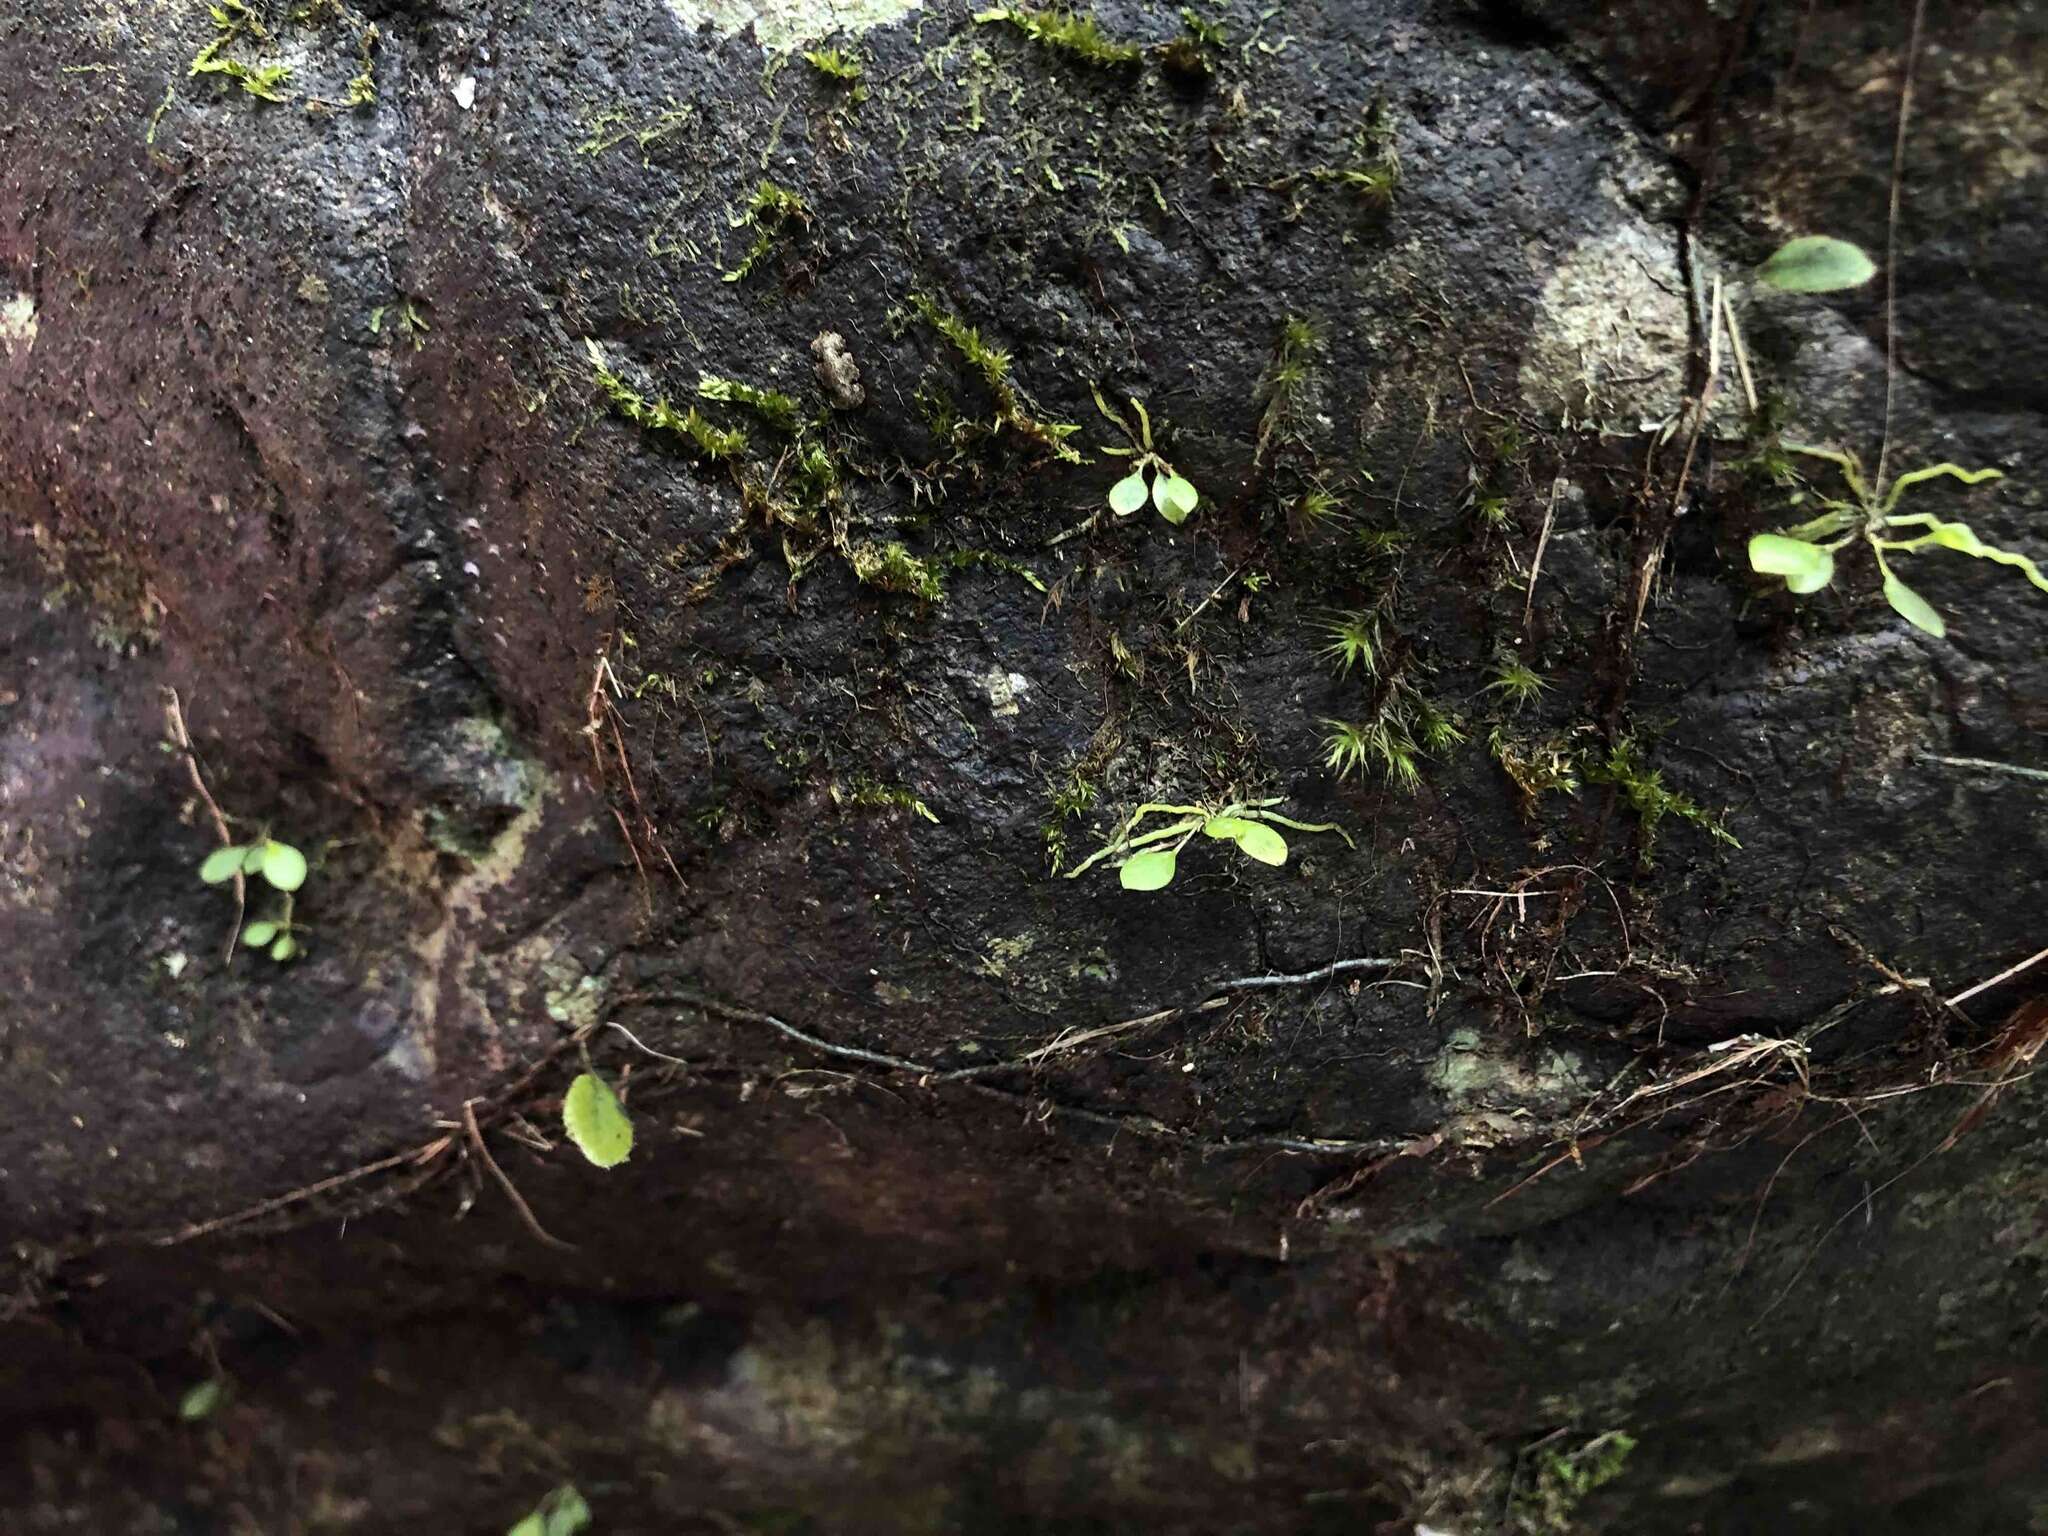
top-left (833, 777), bottom-right (939, 822)
top-left (577, 102), bottom-right (693, 157)
top-left (1321, 693), bottom-right (1464, 794)
top-left (1510, 1431), bottom-right (1636, 1534)
top-left (698, 374), bottom-right (801, 434)
top-left (1487, 727), bottom-right (1580, 814)
top-left (344, 23), bottom-right (378, 107)
top-left (724, 181), bottom-right (812, 284)
top-left (909, 294), bottom-right (1081, 462)
top-left (972, 6), bottom-right (1143, 66)
top-left (586, 340), bottom-right (748, 462)
top-left (1255, 315), bottom-right (1318, 462)
top-left (1161, 9), bottom-right (1226, 81)
top-left (1313, 98), bottom-right (1401, 208)
top-left (189, 0), bottom-right (292, 101)
top-left (851, 542), bottom-right (944, 602)
top-left (1585, 736), bottom-right (1737, 863)
top-left (803, 46), bottom-right (864, 83)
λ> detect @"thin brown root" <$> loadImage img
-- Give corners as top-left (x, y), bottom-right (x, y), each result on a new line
top-left (164, 688), bottom-right (245, 963)
top-left (151, 1138), bottom-right (453, 1247)
top-left (464, 1099), bottom-right (576, 1252)
top-left (1947, 942), bottom-right (2048, 1010)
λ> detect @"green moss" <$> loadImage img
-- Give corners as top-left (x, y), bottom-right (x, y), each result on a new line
top-left (1322, 688), bottom-right (1464, 793)
top-left (586, 340), bottom-right (748, 462)
top-left (909, 294), bottom-right (1081, 461)
top-left (850, 541), bottom-right (945, 601)
top-left (803, 46), bottom-right (865, 83)
top-left (189, 0), bottom-right (292, 102)
top-left (971, 6), bottom-right (1143, 66)
top-left (1585, 736), bottom-right (1737, 863)
top-left (946, 548), bottom-right (1048, 593)
top-left (345, 23), bottom-right (377, 107)
top-left (1255, 315), bottom-right (1318, 461)
top-left (698, 374), bottom-right (802, 433)
top-left (1314, 97), bottom-right (1401, 207)
top-left (833, 777), bottom-right (939, 822)
top-left (369, 296), bottom-right (431, 350)
top-left (1511, 1431), bottom-right (1636, 1534)
top-left (577, 101), bottom-right (693, 157)
top-left (1160, 9), bottom-right (1225, 80)
top-left (1487, 727), bottom-right (1580, 812)
top-left (1039, 765), bottom-right (1098, 872)
top-left (724, 180), bottom-right (812, 284)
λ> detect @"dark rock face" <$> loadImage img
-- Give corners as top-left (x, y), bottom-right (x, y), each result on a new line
top-left (3, 0), bottom-right (2046, 1530)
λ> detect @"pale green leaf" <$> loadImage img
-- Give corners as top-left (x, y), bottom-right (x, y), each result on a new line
top-left (1882, 570), bottom-right (1946, 637)
top-left (564, 1072), bottom-right (633, 1168)
top-left (241, 845), bottom-right (268, 874)
top-left (178, 1379), bottom-right (224, 1421)
top-left (1748, 532), bottom-right (1833, 590)
top-left (1117, 846), bottom-right (1178, 891)
top-left (1924, 520), bottom-right (1989, 557)
top-left (1784, 550), bottom-right (1836, 594)
top-left (199, 845), bottom-right (246, 884)
top-left (512, 1485), bottom-right (592, 1536)
top-left (1202, 816), bottom-right (1287, 866)
top-left (1757, 235), bottom-right (1876, 293)
top-left (1108, 470), bottom-right (1149, 516)
top-left (1155, 474), bottom-right (1199, 524)
top-left (270, 934), bottom-right (298, 961)
top-left (240, 921), bottom-right (279, 948)
top-left (1923, 520), bottom-right (2048, 592)
top-left (259, 841), bottom-right (307, 892)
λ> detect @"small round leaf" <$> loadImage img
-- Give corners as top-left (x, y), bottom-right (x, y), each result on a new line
top-left (1117, 846), bottom-right (1178, 891)
top-left (1924, 520), bottom-right (1987, 557)
top-left (199, 846), bottom-right (247, 885)
top-left (1757, 235), bottom-right (1876, 293)
top-left (178, 1379), bottom-right (224, 1422)
top-left (1881, 570), bottom-right (1946, 638)
top-left (1108, 471), bottom-right (1149, 516)
top-left (563, 1071), bottom-right (634, 1168)
top-left (241, 845), bottom-right (268, 874)
top-left (1232, 820), bottom-right (1287, 865)
top-left (1155, 474), bottom-right (1199, 524)
top-left (1748, 533), bottom-right (1832, 587)
top-left (1201, 815), bottom-right (1288, 866)
top-left (240, 921), bottom-right (279, 948)
top-left (259, 841), bottom-right (308, 892)
top-left (270, 934), bottom-right (298, 962)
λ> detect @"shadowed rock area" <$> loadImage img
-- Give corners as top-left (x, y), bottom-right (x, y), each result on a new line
top-left (3, 0), bottom-right (2046, 1530)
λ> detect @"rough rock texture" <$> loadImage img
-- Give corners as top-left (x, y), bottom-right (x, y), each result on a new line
top-left (3, 0), bottom-right (2046, 1530)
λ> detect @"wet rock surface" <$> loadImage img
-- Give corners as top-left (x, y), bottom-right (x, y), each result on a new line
top-left (3, 0), bottom-right (2046, 1530)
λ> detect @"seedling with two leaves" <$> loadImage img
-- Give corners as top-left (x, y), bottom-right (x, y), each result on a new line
top-left (1095, 388), bottom-right (1200, 525)
top-left (199, 835), bottom-right (310, 961)
top-left (1746, 444), bottom-right (2037, 639)
top-left (1063, 796), bottom-right (1351, 892)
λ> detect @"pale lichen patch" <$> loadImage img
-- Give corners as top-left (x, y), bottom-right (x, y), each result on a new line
top-left (0, 292), bottom-right (37, 358)
top-left (660, 0), bottom-right (920, 53)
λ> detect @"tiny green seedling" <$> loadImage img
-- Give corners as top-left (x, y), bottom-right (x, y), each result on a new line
top-left (1756, 235), bottom-right (1875, 294)
top-left (1063, 797), bottom-right (1351, 892)
top-left (1746, 443), bottom-right (2033, 639)
top-left (563, 1071), bottom-right (633, 1168)
top-left (972, 6), bottom-right (1142, 66)
top-left (1483, 659), bottom-right (1550, 711)
top-left (199, 835), bottom-right (310, 962)
top-left (1095, 389), bottom-right (1200, 525)
top-left (177, 1377), bottom-right (226, 1422)
top-left (1317, 609), bottom-right (1381, 679)
top-left (508, 1485), bottom-right (592, 1536)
